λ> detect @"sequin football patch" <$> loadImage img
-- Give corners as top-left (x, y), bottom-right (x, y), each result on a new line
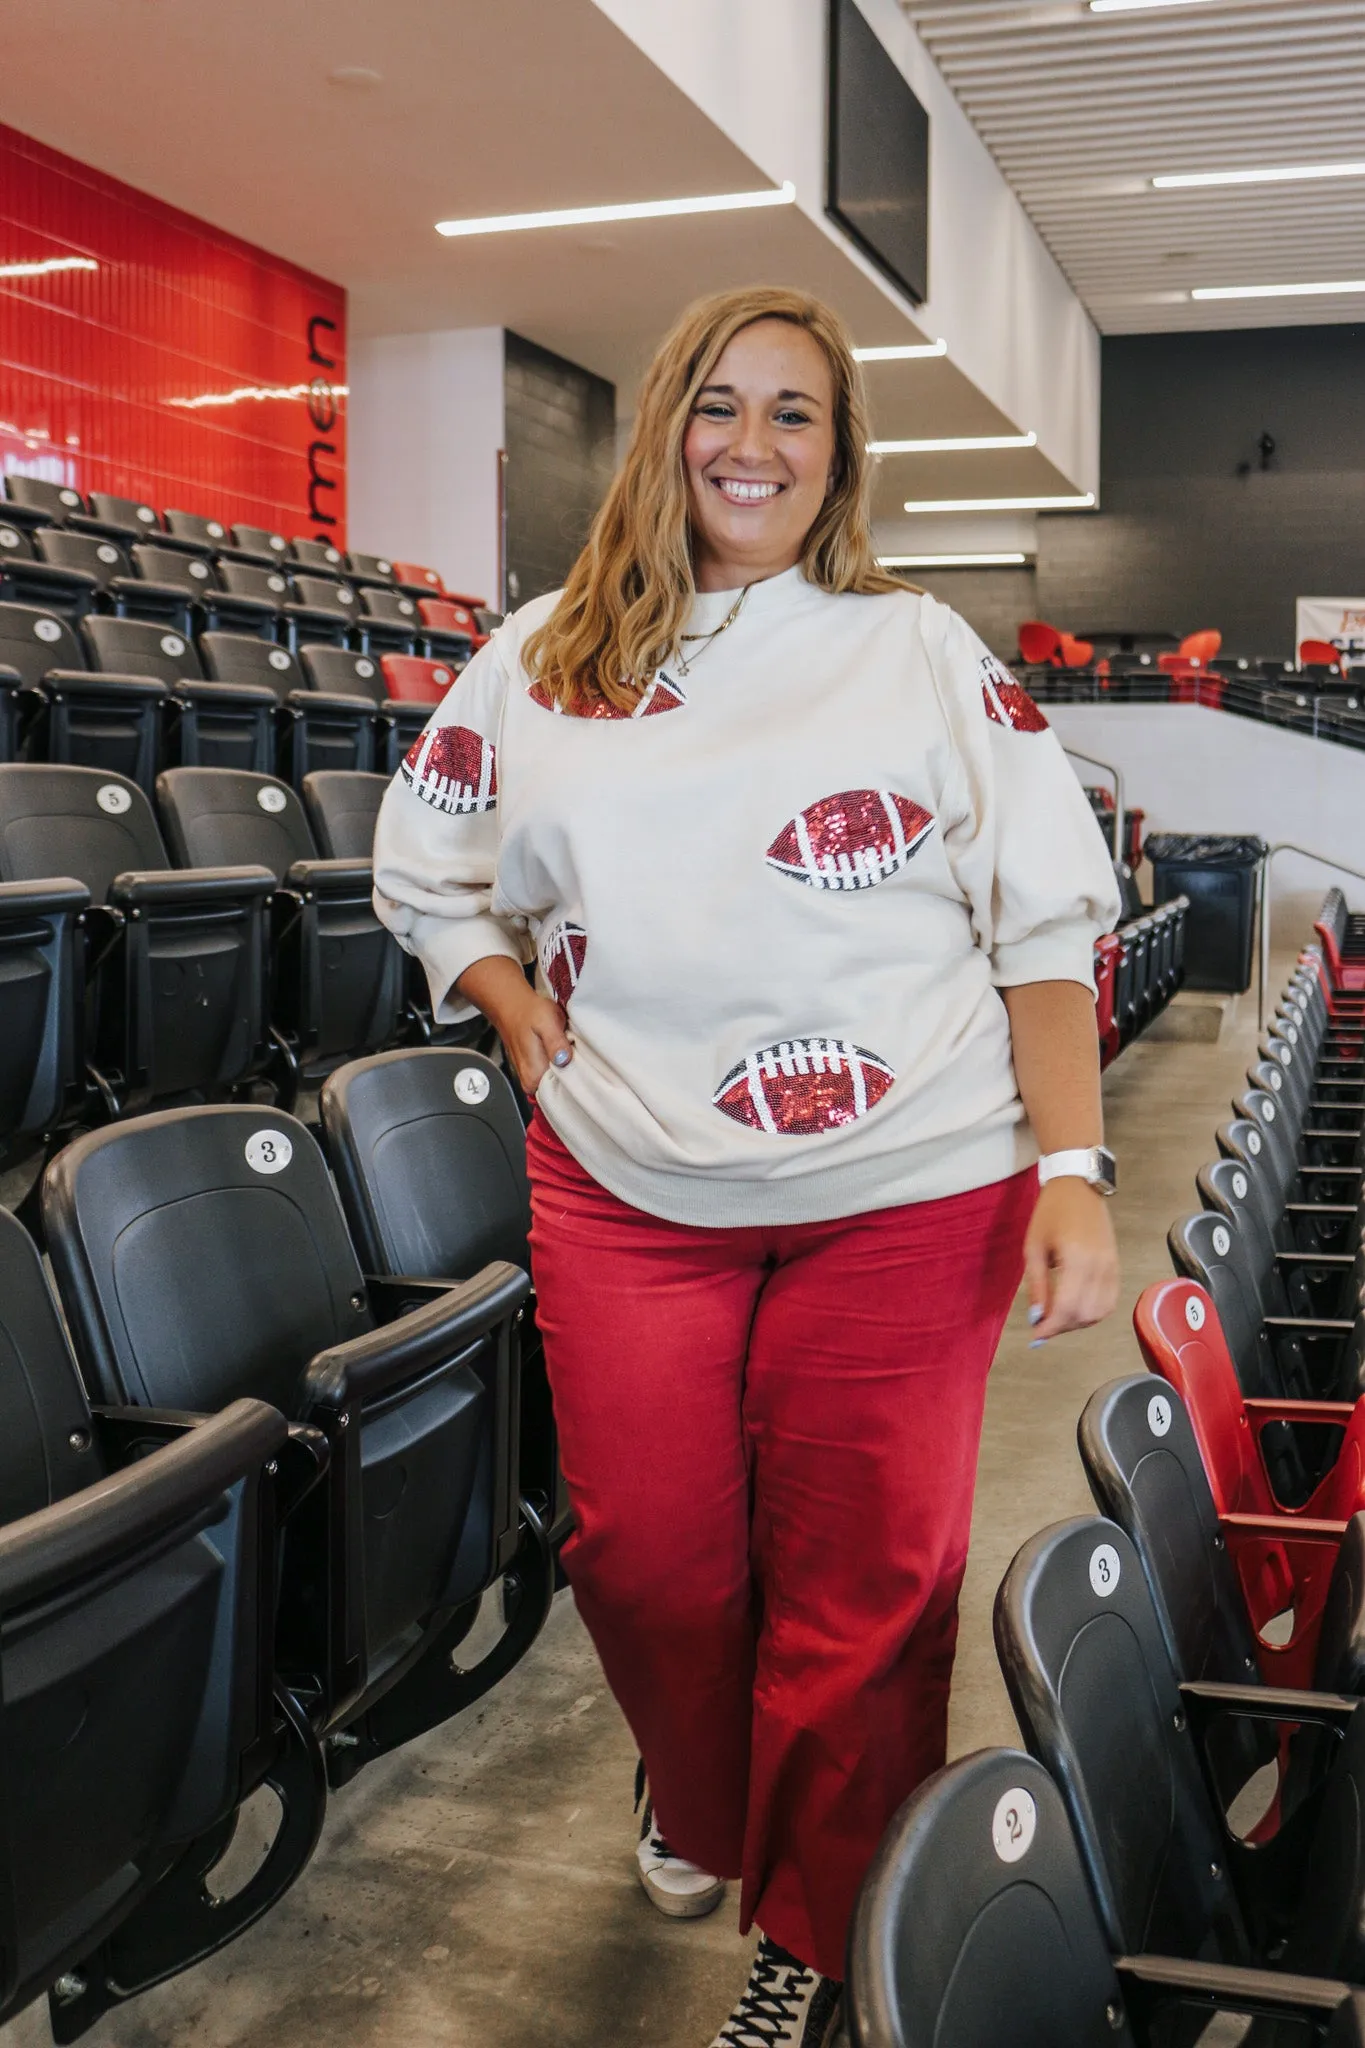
top-left (526, 671), bottom-right (687, 719)
top-left (401, 724), bottom-right (497, 814)
top-left (765, 789), bottom-right (935, 892)
top-left (981, 655), bottom-right (1049, 733)
top-left (712, 1038), bottom-right (895, 1136)
top-left (541, 921), bottom-right (587, 1007)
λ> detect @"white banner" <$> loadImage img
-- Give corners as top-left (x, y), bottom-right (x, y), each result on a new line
top-left (1296, 596), bottom-right (1365, 657)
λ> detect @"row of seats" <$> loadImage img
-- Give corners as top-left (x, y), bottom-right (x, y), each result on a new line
top-left (845, 904), bottom-right (1365, 2043)
top-left (1095, 863), bottom-right (1188, 1069)
top-left (0, 1039), bottom-right (569, 2039)
top-left (0, 603), bottom-right (463, 794)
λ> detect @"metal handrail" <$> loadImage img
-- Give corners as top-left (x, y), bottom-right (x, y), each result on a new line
top-left (1258, 842), bottom-right (1365, 1026)
top-left (1064, 749), bottom-right (1125, 858)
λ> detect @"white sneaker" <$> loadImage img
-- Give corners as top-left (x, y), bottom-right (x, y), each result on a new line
top-left (634, 1766), bottom-right (726, 1919)
top-left (708, 1937), bottom-right (843, 2047)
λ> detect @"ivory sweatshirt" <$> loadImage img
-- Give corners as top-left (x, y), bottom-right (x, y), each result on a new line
top-left (372, 566), bottom-right (1121, 1227)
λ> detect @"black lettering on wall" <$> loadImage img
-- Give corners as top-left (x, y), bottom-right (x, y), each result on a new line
top-left (307, 316), bottom-right (338, 370)
top-left (308, 441), bottom-right (338, 526)
top-left (304, 312), bottom-right (341, 536)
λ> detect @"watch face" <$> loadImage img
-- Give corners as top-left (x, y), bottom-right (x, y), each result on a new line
top-left (1095, 1147), bottom-right (1118, 1194)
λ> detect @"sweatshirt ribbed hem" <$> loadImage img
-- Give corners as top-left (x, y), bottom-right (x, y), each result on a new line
top-left (533, 1083), bottom-right (1039, 1227)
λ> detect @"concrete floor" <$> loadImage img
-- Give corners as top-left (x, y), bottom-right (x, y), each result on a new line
top-left (3, 996), bottom-right (1265, 2048)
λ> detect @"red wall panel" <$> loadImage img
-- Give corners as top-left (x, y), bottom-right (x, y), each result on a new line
top-left (0, 123), bottom-right (346, 542)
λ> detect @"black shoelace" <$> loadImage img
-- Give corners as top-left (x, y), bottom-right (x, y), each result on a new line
top-left (717, 1940), bottom-right (816, 2047)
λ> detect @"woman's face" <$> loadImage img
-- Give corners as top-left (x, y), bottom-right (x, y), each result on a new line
top-left (682, 318), bottom-right (837, 593)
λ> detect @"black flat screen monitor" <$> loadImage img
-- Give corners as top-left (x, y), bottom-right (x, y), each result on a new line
top-left (827, 0), bottom-right (930, 307)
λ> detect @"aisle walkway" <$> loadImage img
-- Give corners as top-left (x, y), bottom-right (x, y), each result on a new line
top-left (2, 1006), bottom-right (1262, 2048)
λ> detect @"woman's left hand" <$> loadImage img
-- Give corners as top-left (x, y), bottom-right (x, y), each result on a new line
top-left (1022, 1177), bottom-right (1120, 1341)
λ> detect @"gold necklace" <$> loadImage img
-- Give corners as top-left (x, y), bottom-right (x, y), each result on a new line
top-left (674, 583), bottom-right (751, 676)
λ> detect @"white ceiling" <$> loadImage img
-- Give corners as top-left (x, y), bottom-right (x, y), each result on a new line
top-left (902, 0), bottom-right (1365, 333)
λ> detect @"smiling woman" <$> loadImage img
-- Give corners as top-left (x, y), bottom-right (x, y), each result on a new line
top-left (372, 282), bottom-right (1121, 2048)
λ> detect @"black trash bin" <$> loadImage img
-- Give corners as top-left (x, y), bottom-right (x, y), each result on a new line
top-left (1143, 833), bottom-right (1266, 992)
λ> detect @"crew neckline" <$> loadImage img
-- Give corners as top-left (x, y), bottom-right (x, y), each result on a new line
top-left (683, 563), bottom-right (810, 636)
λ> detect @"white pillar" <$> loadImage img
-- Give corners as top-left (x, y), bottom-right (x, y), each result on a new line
top-left (347, 326), bottom-right (505, 604)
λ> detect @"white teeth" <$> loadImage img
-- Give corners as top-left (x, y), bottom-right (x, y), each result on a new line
top-left (715, 478), bottom-right (781, 502)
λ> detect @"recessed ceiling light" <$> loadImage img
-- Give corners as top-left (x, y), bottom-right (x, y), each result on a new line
top-left (0, 255), bottom-right (97, 279)
top-left (1154, 160), bottom-right (1365, 190)
top-left (880, 553), bottom-right (1030, 568)
top-left (329, 65), bottom-right (383, 87)
top-left (435, 182), bottom-right (796, 238)
top-left (1191, 279), bottom-right (1365, 300)
top-left (1090, 0), bottom-right (1217, 12)
top-left (853, 340), bottom-right (947, 361)
top-left (870, 433), bottom-right (1037, 455)
top-left (902, 494), bottom-right (1096, 512)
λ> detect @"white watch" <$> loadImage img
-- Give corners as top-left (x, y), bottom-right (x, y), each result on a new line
top-left (1037, 1146), bottom-right (1117, 1196)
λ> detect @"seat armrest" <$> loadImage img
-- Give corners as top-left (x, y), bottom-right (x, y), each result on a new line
top-left (109, 864), bottom-right (277, 910)
top-left (0, 1397), bottom-right (287, 1608)
top-left (283, 856), bottom-right (374, 897)
top-left (1115, 1954), bottom-right (1351, 2022)
top-left (284, 690), bottom-right (378, 714)
top-left (1244, 1395), bottom-right (1356, 1425)
top-left (302, 1262), bottom-right (530, 1415)
top-left (2, 561), bottom-right (98, 595)
top-left (363, 1274), bottom-right (459, 1323)
top-left (0, 875), bottom-right (89, 917)
top-left (40, 667), bottom-right (168, 698)
top-left (1179, 1675), bottom-right (1357, 1729)
top-left (168, 677), bottom-right (278, 705)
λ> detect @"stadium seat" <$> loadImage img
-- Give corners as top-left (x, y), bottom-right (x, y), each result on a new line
top-left (156, 767), bottom-right (405, 1088)
top-left (78, 614), bottom-right (275, 775)
top-left (42, 1103), bottom-right (550, 1787)
top-left (85, 492), bottom-right (162, 540)
top-left (303, 647), bottom-right (432, 772)
top-left (3, 476), bottom-right (85, 525)
top-left (358, 587), bottom-right (421, 654)
top-left (286, 575), bottom-right (361, 649)
top-left (1168, 1209), bottom-right (1362, 1402)
top-left (379, 652), bottom-right (457, 703)
top-left (0, 600), bottom-right (166, 790)
top-left (391, 560), bottom-right (445, 598)
top-left (289, 538), bottom-right (348, 577)
top-left (1094, 931), bottom-right (1121, 1068)
top-left (163, 509), bottom-right (230, 551)
top-left (301, 770), bottom-right (388, 859)
top-left (0, 874), bottom-right (87, 1163)
top-left (321, 1047), bottom-right (571, 1548)
top-left (0, 1203), bottom-right (323, 2037)
top-left (231, 524), bottom-right (289, 566)
top-left (416, 598), bottom-right (477, 663)
top-left (0, 763), bottom-right (274, 1114)
top-left (198, 631), bottom-right (377, 782)
top-left (995, 1514), bottom-right (1365, 1984)
top-left (0, 528), bottom-right (102, 619)
top-left (118, 544), bottom-right (279, 638)
top-left (845, 1745), bottom-right (1359, 2048)
top-left (1133, 1276), bottom-right (1365, 1521)
top-left (1080, 1372), bottom-right (1365, 1697)
top-left (347, 552), bottom-right (396, 587)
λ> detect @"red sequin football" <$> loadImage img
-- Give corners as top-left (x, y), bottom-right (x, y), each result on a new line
top-left (542, 921), bottom-right (587, 1007)
top-left (401, 724), bottom-right (498, 813)
top-left (765, 789), bottom-right (935, 892)
top-left (713, 1038), bottom-right (895, 1135)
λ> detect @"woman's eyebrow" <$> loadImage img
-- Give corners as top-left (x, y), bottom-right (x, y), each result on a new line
top-left (695, 383), bottom-right (824, 405)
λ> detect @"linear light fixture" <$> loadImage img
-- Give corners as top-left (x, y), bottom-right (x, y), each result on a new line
top-left (1154, 160), bottom-right (1365, 191)
top-left (870, 432), bottom-right (1036, 455)
top-left (165, 381), bottom-right (352, 411)
top-left (902, 494), bottom-right (1095, 512)
top-left (880, 552), bottom-right (1030, 568)
top-left (1192, 279), bottom-right (1365, 301)
top-left (0, 256), bottom-right (98, 279)
top-left (1090, 0), bottom-right (1216, 12)
top-left (853, 340), bottom-right (947, 361)
top-left (435, 182), bottom-right (796, 238)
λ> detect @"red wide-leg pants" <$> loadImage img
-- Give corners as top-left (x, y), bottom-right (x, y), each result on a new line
top-left (526, 1114), bottom-right (1034, 1982)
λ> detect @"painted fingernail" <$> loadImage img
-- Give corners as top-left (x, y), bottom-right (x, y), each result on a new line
top-left (1027, 1304), bottom-right (1044, 1326)
top-left (552, 1049), bottom-right (572, 1068)
top-left (1029, 1338), bottom-right (1047, 1349)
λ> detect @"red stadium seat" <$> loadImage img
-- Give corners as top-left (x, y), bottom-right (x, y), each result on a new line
top-left (1093, 933), bottom-right (1121, 1070)
top-left (391, 561), bottom-right (446, 597)
top-left (1135, 1276), bottom-right (1365, 1687)
top-left (1179, 628), bottom-right (1221, 667)
top-left (419, 597), bottom-right (487, 652)
top-left (1301, 637), bottom-right (1346, 674)
top-left (1017, 620), bottom-right (1062, 666)
top-left (1057, 631), bottom-right (1094, 669)
top-left (379, 654), bottom-right (460, 705)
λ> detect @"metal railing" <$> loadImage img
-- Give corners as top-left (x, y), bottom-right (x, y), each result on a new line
top-left (1063, 748), bottom-right (1124, 856)
top-left (1026, 670), bottom-right (1365, 755)
top-left (1258, 844), bottom-right (1365, 1027)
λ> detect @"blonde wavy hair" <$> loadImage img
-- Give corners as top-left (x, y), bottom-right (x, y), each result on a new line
top-left (523, 284), bottom-right (905, 713)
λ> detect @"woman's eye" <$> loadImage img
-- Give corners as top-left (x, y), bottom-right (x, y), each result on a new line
top-left (696, 402), bottom-right (734, 419)
top-left (775, 409), bottom-right (810, 427)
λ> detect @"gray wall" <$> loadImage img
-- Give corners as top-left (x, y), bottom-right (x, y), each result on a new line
top-left (1038, 324), bottom-right (1365, 659)
top-left (910, 565), bottom-right (1038, 657)
top-left (503, 330), bottom-right (616, 607)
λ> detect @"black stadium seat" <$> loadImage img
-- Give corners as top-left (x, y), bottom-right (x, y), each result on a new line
top-left (321, 1048), bottom-right (572, 1547)
top-left (199, 631), bottom-right (377, 782)
top-left (85, 491), bottom-right (162, 540)
top-left (297, 644), bottom-right (429, 770)
top-left (4, 476), bottom-right (85, 524)
top-left (231, 523), bottom-right (289, 566)
top-left (42, 1103), bottom-right (550, 1791)
top-left (0, 528), bottom-right (101, 619)
top-left (82, 614), bottom-right (275, 774)
top-left (0, 873), bottom-right (87, 1164)
top-left (156, 766), bottom-right (405, 1087)
top-left (288, 574), bottom-right (361, 647)
top-left (0, 764), bottom-right (274, 1114)
top-left (302, 769), bottom-right (388, 857)
top-left (290, 538), bottom-right (347, 577)
top-left (845, 1747), bottom-right (1358, 2048)
top-left (347, 551), bottom-right (396, 587)
top-left (358, 586), bottom-right (421, 654)
top-left (121, 544), bottom-right (280, 638)
top-left (163, 509), bottom-right (231, 551)
top-left (0, 600), bottom-right (165, 790)
top-left (0, 1203), bottom-right (323, 2037)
